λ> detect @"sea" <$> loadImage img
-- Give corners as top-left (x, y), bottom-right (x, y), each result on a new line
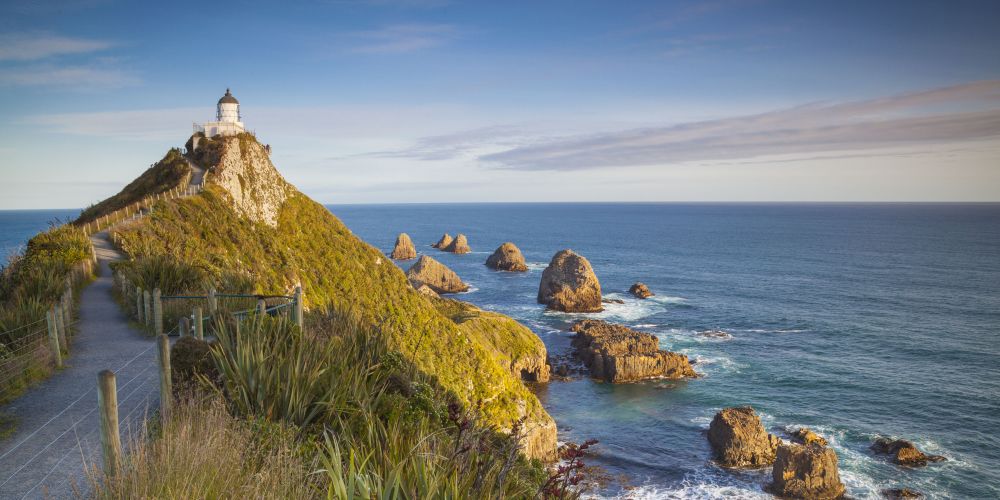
top-left (3, 203), bottom-right (999, 498)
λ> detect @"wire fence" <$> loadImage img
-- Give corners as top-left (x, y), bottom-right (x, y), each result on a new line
top-left (79, 173), bottom-right (205, 237)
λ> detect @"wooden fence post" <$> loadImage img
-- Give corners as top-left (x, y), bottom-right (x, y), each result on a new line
top-left (293, 285), bottom-right (303, 330)
top-left (136, 287), bottom-right (144, 322)
top-left (52, 305), bottom-right (66, 352)
top-left (194, 307), bottom-right (203, 340)
top-left (61, 285), bottom-right (72, 332)
top-left (46, 310), bottom-right (62, 369)
top-left (208, 287), bottom-right (217, 315)
top-left (98, 370), bottom-right (122, 476)
top-left (143, 290), bottom-right (152, 326)
top-left (157, 335), bottom-right (172, 421)
top-left (153, 288), bottom-right (163, 337)
top-left (257, 299), bottom-right (266, 316)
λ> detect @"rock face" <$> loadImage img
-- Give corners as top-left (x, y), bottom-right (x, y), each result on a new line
top-left (210, 135), bottom-right (293, 227)
top-left (629, 282), bottom-right (654, 299)
top-left (443, 233), bottom-right (471, 254)
top-left (406, 255), bottom-right (469, 294)
top-left (485, 242), bottom-right (528, 272)
top-left (414, 284), bottom-right (439, 298)
top-left (571, 320), bottom-right (696, 383)
top-left (790, 428), bottom-right (829, 447)
top-left (871, 438), bottom-right (945, 466)
top-left (768, 444), bottom-right (846, 499)
top-left (537, 249), bottom-right (603, 312)
top-left (432, 233), bottom-right (453, 249)
top-left (390, 233), bottom-right (417, 260)
top-left (708, 406), bottom-right (781, 467)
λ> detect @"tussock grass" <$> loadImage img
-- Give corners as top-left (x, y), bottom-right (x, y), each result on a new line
top-left (76, 148), bottom-right (191, 226)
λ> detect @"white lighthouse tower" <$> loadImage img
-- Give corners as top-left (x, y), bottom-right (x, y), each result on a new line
top-left (195, 88), bottom-right (246, 137)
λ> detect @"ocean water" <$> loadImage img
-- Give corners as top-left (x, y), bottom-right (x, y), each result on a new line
top-left (330, 203), bottom-right (1000, 499)
top-left (2, 204), bottom-right (998, 498)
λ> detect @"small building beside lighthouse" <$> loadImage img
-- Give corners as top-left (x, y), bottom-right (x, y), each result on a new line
top-left (194, 88), bottom-right (245, 137)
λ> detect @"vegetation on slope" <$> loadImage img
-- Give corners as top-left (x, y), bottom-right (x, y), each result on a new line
top-left (109, 135), bottom-right (556, 458)
top-left (76, 148), bottom-right (191, 225)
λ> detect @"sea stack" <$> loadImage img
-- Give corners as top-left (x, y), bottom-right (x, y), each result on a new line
top-left (432, 233), bottom-right (453, 249)
top-left (390, 233), bottom-right (417, 260)
top-left (571, 320), bottom-right (696, 382)
top-left (768, 444), bottom-right (846, 499)
top-left (707, 406), bottom-right (781, 467)
top-left (486, 242), bottom-right (528, 272)
top-left (406, 255), bottom-right (469, 294)
top-left (870, 438), bottom-right (945, 466)
top-left (629, 282), bottom-right (654, 299)
top-left (537, 249), bottom-right (602, 312)
top-left (443, 233), bottom-right (471, 254)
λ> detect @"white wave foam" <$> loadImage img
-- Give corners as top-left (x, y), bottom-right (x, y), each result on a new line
top-left (633, 323), bottom-right (658, 328)
top-left (684, 353), bottom-right (743, 375)
top-left (525, 262), bottom-right (547, 271)
top-left (649, 295), bottom-right (689, 305)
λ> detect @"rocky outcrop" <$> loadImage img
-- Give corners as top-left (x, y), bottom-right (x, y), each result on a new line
top-left (790, 428), bottom-right (828, 447)
top-left (882, 489), bottom-right (923, 499)
top-left (537, 249), bottom-right (603, 312)
top-left (414, 284), bottom-right (439, 298)
top-left (210, 134), bottom-right (293, 227)
top-left (629, 282), bottom-right (654, 299)
top-left (512, 355), bottom-right (551, 383)
top-left (390, 233), bottom-right (417, 260)
top-left (443, 233), bottom-right (471, 254)
top-left (871, 438), bottom-right (945, 466)
top-left (522, 418), bottom-right (558, 462)
top-left (708, 406), bottom-right (781, 467)
top-left (485, 242), bottom-right (528, 272)
top-left (768, 444), bottom-right (846, 499)
top-left (406, 255), bottom-right (469, 294)
top-left (432, 233), bottom-right (453, 249)
top-left (570, 320), bottom-right (696, 383)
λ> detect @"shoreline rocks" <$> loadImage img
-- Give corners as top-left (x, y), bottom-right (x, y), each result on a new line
top-left (708, 406), bottom-right (781, 468)
top-left (485, 242), bottom-right (528, 272)
top-left (571, 320), bottom-right (697, 383)
top-left (390, 232), bottom-right (417, 260)
top-left (443, 233), bottom-right (471, 254)
top-left (431, 233), bottom-right (453, 249)
top-left (871, 437), bottom-right (945, 466)
top-left (629, 282), bottom-right (654, 299)
top-left (789, 427), bottom-right (829, 447)
top-left (767, 443), bottom-right (846, 499)
top-left (882, 488), bottom-right (923, 499)
top-left (537, 249), bottom-right (603, 312)
top-left (406, 255), bottom-right (469, 294)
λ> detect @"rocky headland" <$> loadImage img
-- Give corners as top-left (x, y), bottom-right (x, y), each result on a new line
top-left (485, 242), bottom-right (528, 272)
top-left (571, 320), bottom-right (696, 383)
top-left (537, 249), bottom-right (603, 312)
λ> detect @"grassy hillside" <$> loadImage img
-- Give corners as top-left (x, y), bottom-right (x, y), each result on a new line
top-left (108, 133), bottom-right (556, 459)
top-left (76, 148), bottom-right (192, 225)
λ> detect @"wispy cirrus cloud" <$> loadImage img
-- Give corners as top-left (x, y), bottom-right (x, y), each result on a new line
top-left (343, 23), bottom-right (461, 54)
top-left (0, 32), bottom-right (113, 61)
top-left (0, 64), bottom-right (139, 88)
top-left (476, 81), bottom-right (1000, 171)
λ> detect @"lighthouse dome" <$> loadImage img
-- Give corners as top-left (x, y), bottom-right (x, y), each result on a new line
top-left (218, 88), bottom-right (239, 105)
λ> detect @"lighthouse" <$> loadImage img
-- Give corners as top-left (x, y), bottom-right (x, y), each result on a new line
top-left (194, 88), bottom-right (246, 137)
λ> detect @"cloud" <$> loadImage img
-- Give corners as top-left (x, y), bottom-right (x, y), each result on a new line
top-left (343, 23), bottom-right (461, 54)
top-left (0, 32), bottom-right (113, 61)
top-left (478, 81), bottom-right (1000, 171)
top-left (0, 64), bottom-right (139, 87)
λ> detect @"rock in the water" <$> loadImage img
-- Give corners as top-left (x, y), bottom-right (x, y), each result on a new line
top-left (537, 249), bottom-right (603, 312)
top-left (485, 242), bottom-right (528, 272)
top-left (432, 233), bottom-right (453, 249)
top-left (768, 444), bottom-right (846, 499)
top-left (414, 284), bottom-right (439, 298)
top-left (698, 329), bottom-right (732, 339)
top-left (390, 232), bottom-right (417, 260)
top-left (443, 233), bottom-right (471, 254)
top-left (602, 298), bottom-right (624, 304)
top-left (571, 320), bottom-right (696, 383)
top-left (708, 406), bottom-right (782, 467)
top-left (871, 438), bottom-right (945, 466)
top-left (790, 427), bottom-right (828, 447)
top-left (629, 282), bottom-right (654, 299)
top-left (406, 255), bottom-right (469, 294)
top-left (882, 488), bottom-right (923, 499)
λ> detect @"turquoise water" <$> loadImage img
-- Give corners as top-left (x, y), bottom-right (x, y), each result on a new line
top-left (3, 204), bottom-right (998, 498)
top-left (331, 203), bottom-right (1000, 499)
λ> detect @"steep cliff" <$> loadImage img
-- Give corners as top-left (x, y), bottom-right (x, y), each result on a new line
top-left (109, 133), bottom-right (556, 459)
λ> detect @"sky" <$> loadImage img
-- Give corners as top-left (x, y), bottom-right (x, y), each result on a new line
top-left (0, 0), bottom-right (999, 208)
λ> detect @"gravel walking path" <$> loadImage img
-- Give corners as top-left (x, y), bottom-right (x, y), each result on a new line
top-left (0, 232), bottom-right (159, 499)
